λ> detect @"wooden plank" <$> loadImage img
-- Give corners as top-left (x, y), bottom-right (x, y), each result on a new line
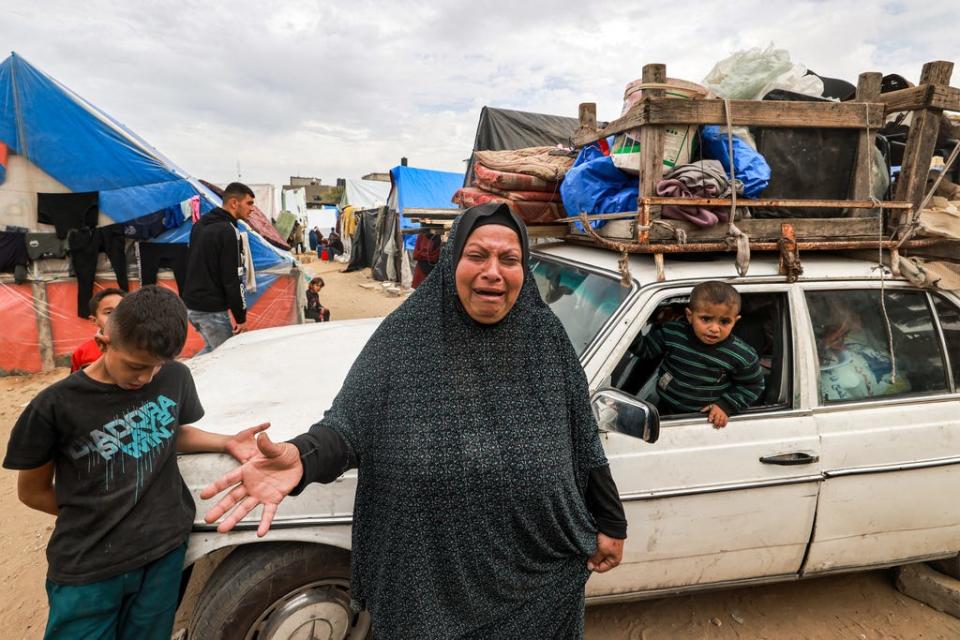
top-left (878, 84), bottom-right (960, 113)
top-left (567, 216), bottom-right (883, 243)
top-left (556, 199), bottom-right (911, 220)
top-left (574, 98), bottom-right (887, 146)
top-left (895, 61), bottom-right (955, 215)
top-left (526, 224), bottom-right (568, 238)
top-left (403, 207), bottom-right (462, 216)
top-left (32, 280), bottom-right (56, 371)
top-left (648, 217), bottom-right (882, 242)
top-left (577, 103), bottom-right (598, 145)
top-left (638, 64), bottom-right (666, 206)
top-left (563, 233), bottom-right (936, 254)
top-left (851, 72), bottom-right (883, 217)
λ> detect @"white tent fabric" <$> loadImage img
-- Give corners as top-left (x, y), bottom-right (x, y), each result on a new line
top-left (218, 183), bottom-right (278, 221)
top-left (306, 209), bottom-right (338, 238)
top-left (282, 187), bottom-right (308, 219)
top-left (339, 179), bottom-right (390, 210)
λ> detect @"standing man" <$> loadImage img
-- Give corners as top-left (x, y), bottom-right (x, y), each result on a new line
top-left (182, 182), bottom-right (254, 355)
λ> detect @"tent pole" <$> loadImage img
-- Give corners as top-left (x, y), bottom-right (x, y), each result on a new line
top-left (294, 267), bottom-right (306, 324)
top-left (31, 277), bottom-right (55, 371)
top-left (9, 55), bottom-right (29, 159)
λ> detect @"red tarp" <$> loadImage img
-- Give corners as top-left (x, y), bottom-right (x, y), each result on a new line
top-left (1, 274), bottom-right (300, 374)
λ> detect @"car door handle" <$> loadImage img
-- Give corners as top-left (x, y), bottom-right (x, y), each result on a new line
top-left (759, 452), bottom-right (819, 465)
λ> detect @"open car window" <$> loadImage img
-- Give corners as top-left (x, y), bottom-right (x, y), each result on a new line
top-left (610, 291), bottom-right (792, 419)
top-left (806, 289), bottom-right (948, 404)
top-left (530, 257), bottom-right (631, 356)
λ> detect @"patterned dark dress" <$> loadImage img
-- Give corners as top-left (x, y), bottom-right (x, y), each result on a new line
top-left (292, 204), bottom-right (609, 638)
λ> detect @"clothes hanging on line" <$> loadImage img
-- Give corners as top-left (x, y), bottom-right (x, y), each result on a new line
top-left (137, 242), bottom-right (189, 293)
top-left (0, 230), bottom-right (28, 283)
top-left (121, 210), bottom-right (167, 240)
top-left (37, 192), bottom-right (99, 239)
top-left (68, 225), bottom-right (128, 317)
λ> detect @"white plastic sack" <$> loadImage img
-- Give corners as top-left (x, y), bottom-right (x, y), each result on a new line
top-left (702, 44), bottom-right (824, 101)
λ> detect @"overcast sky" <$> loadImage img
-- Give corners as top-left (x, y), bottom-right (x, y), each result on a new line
top-left (3, 1), bottom-right (958, 192)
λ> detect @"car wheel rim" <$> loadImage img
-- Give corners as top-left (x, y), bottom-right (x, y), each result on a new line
top-left (245, 578), bottom-right (371, 640)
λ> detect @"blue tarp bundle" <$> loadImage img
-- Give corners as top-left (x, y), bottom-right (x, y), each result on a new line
top-left (0, 52), bottom-right (291, 273)
top-left (389, 165), bottom-right (463, 250)
top-left (561, 139), bottom-right (638, 231)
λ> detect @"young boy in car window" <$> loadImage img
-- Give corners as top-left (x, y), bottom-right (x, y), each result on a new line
top-left (629, 281), bottom-right (764, 428)
top-left (4, 286), bottom-right (268, 640)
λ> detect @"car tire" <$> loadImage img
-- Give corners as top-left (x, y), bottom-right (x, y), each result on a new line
top-left (930, 554), bottom-right (960, 580)
top-left (189, 542), bottom-right (371, 640)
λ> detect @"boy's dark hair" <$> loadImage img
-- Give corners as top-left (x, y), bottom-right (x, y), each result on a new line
top-left (222, 182), bottom-right (255, 203)
top-left (689, 281), bottom-right (741, 313)
top-left (310, 277), bottom-right (325, 287)
top-left (89, 287), bottom-right (127, 317)
top-left (109, 286), bottom-right (188, 359)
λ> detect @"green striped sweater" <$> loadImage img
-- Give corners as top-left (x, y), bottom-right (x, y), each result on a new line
top-left (630, 320), bottom-right (764, 415)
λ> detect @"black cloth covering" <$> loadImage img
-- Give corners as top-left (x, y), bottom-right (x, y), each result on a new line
top-left (138, 242), bottom-right (189, 293)
top-left (68, 226), bottom-right (129, 318)
top-left (344, 209), bottom-right (379, 273)
top-left (37, 192), bottom-right (99, 239)
top-left (289, 202), bottom-right (618, 638)
top-left (0, 230), bottom-right (28, 273)
top-left (465, 107), bottom-right (581, 187)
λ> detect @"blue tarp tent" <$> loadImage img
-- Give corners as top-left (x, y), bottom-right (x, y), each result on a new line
top-left (0, 52), bottom-right (292, 284)
top-left (388, 165), bottom-right (463, 250)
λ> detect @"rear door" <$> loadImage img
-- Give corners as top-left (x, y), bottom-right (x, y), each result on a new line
top-left (800, 285), bottom-right (960, 573)
top-left (585, 284), bottom-right (822, 598)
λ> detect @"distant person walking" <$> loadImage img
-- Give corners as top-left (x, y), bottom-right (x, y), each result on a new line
top-left (182, 182), bottom-right (255, 355)
top-left (289, 221), bottom-right (306, 254)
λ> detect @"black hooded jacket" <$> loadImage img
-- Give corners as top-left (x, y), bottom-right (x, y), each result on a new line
top-left (181, 208), bottom-right (247, 323)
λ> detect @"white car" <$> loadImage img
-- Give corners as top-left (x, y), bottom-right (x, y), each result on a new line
top-left (180, 243), bottom-right (960, 639)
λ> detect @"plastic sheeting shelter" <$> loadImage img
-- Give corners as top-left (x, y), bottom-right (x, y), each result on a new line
top-left (339, 178), bottom-right (390, 211)
top-left (387, 165), bottom-right (464, 251)
top-left (0, 52), bottom-right (299, 373)
top-left (306, 206), bottom-right (338, 238)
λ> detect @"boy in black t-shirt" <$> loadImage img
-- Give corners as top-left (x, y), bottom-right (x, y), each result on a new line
top-left (3, 286), bottom-right (269, 640)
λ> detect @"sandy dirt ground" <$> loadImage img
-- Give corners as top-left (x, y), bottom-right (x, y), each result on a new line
top-left (2, 262), bottom-right (959, 639)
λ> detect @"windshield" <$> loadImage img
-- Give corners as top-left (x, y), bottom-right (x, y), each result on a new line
top-left (530, 256), bottom-right (631, 356)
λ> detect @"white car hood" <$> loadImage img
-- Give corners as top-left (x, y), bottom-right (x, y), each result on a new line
top-left (186, 318), bottom-right (382, 440)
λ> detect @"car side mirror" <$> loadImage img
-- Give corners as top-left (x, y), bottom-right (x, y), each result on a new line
top-left (591, 388), bottom-right (660, 443)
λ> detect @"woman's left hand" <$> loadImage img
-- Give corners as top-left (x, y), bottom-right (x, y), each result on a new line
top-left (588, 533), bottom-right (624, 573)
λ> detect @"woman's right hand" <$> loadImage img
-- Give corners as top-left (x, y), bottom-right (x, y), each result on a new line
top-left (200, 433), bottom-right (304, 537)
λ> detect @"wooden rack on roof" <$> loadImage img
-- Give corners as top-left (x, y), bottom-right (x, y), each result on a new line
top-left (563, 60), bottom-right (960, 278)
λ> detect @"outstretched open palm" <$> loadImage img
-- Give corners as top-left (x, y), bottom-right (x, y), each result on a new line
top-left (200, 433), bottom-right (303, 537)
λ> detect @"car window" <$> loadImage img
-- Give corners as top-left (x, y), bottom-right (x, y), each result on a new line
top-left (806, 289), bottom-right (948, 403)
top-left (610, 291), bottom-right (791, 419)
top-left (932, 294), bottom-right (960, 389)
top-left (530, 257), bottom-right (631, 356)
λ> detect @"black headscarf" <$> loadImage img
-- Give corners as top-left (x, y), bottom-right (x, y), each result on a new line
top-left (450, 202), bottom-right (530, 270)
top-left (300, 203), bottom-right (608, 637)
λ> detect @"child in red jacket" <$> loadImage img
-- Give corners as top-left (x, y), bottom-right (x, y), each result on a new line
top-left (70, 288), bottom-right (126, 371)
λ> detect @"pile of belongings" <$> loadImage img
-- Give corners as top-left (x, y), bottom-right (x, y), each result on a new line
top-left (453, 147), bottom-right (574, 224)
top-left (657, 160), bottom-right (745, 228)
top-left (914, 194), bottom-right (960, 241)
